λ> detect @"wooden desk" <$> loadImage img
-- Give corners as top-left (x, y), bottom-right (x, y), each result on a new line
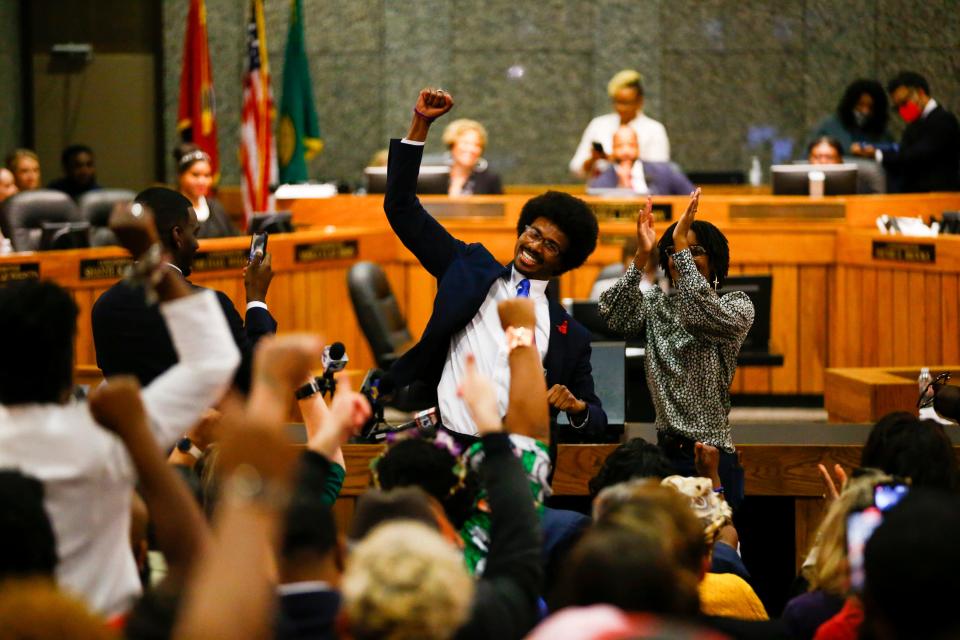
top-left (824, 365), bottom-right (960, 422)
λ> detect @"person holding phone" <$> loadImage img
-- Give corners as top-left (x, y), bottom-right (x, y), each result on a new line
top-left (599, 190), bottom-right (754, 508)
top-left (93, 188), bottom-right (276, 393)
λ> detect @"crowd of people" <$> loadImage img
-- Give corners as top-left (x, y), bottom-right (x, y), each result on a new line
top-left (1, 82), bottom-right (960, 640)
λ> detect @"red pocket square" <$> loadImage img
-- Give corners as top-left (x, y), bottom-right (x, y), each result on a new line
top-left (557, 320), bottom-right (568, 335)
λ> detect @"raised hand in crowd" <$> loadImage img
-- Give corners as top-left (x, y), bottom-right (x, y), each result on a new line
top-left (498, 298), bottom-right (550, 442)
top-left (694, 441), bottom-right (722, 490)
top-left (817, 462), bottom-right (849, 501)
top-left (459, 353), bottom-right (503, 435)
top-left (244, 252), bottom-right (273, 305)
top-left (247, 334), bottom-right (324, 426)
top-left (406, 87), bottom-right (455, 142)
top-left (88, 376), bottom-right (210, 579)
top-left (304, 375), bottom-right (371, 461)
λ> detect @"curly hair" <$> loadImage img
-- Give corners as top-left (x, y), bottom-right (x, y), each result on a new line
top-left (588, 437), bottom-right (673, 500)
top-left (657, 219), bottom-right (731, 288)
top-left (373, 439), bottom-right (479, 529)
top-left (516, 191), bottom-right (599, 274)
top-left (836, 79), bottom-right (889, 136)
top-left (343, 521), bottom-right (474, 640)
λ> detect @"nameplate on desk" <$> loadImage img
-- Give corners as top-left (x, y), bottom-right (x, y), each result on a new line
top-left (295, 240), bottom-right (358, 263)
top-left (729, 203), bottom-right (845, 220)
top-left (871, 240), bottom-right (935, 264)
top-left (425, 202), bottom-right (505, 219)
top-left (589, 202), bottom-right (672, 222)
top-left (0, 262), bottom-right (39, 283)
top-left (79, 258), bottom-right (132, 281)
top-left (192, 250), bottom-right (250, 272)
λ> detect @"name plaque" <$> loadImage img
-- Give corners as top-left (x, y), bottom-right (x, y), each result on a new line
top-left (192, 250), bottom-right (250, 272)
top-left (80, 257), bottom-right (133, 281)
top-left (589, 202), bottom-right (672, 222)
top-left (871, 240), bottom-right (935, 264)
top-left (0, 262), bottom-right (40, 283)
top-left (295, 240), bottom-right (359, 263)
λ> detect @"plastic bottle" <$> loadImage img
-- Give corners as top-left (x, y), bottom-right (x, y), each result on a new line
top-left (918, 367), bottom-right (933, 405)
top-left (749, 156), bottom-right (762, 187)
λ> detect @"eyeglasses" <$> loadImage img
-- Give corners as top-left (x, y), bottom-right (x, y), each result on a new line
top-left (664, 245), bottom-right (708, 257)
top-left (918, 371), bottom-right (951, 408)
top-left (522, 225), bottom-right (562, 257)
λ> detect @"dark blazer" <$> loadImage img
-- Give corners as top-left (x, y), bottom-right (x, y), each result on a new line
top-left (92, 279), bottom-right (276, 393)
top-left (275, 589), bottom-right (341, 640)
top-left (884, 104), bottom-right (960, 193)
top-left (196, 196), bottom-right (241, 238)
top-left (589, 161), bottom-right (695, 195)
top-left (459, 168), bottom-right (503, 195)
top-left (385, 139), bottom-right (607, 436)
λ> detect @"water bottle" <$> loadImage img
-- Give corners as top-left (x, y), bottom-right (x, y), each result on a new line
top-left (918, 367), bottom-right (933, 406)
top-left (749, 156), bottom-right (762, 187)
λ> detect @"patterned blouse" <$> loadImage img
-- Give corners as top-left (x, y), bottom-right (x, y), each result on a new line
top-left (599, 249), bottom-right (754, 451)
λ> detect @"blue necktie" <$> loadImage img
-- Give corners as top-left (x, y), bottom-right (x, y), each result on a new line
top-left (516, 278), bottom-right (530, 298)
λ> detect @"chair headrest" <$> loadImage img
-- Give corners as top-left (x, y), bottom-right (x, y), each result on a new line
top-left (4, 190), bottom-right (80, 228)
top-left (78, 189), bottom-right (136, 226)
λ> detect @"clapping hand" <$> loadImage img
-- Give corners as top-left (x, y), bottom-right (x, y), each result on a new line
top-left (672, 187), bottom-right (701, 253)
top-left (459, 354), bottom-right (502, 435)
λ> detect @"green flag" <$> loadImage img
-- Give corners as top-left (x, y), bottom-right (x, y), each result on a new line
top-left (278, 0), bottom-right (321, 183)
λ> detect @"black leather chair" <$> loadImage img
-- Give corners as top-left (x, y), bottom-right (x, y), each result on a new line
top-left (347, 261), bottom-right (413, 370)
top-left (1, 190), bottom-right (82, 251)
top-left (78, 189), bottom-right (135, 247)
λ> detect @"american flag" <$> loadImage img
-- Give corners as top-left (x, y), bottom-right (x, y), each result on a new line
top-left (239, 0), bottom-right (277, 225)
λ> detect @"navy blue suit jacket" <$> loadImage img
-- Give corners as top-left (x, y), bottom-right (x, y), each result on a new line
top-left (385, 139), bottom-right (607, 435)
top-left (589, 161), bottom-right (695, 195)
top-left (92, 279), bottom-right (276, 393)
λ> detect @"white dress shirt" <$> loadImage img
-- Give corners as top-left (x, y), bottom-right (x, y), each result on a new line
top-left (0, 290), bottom-right (239, 617)
top-left (438, 268), bottom-right (549, 435)
top-left (194, 195), bottom-right (210, 223)
top-left (569, 112), bottom-right (671, 178)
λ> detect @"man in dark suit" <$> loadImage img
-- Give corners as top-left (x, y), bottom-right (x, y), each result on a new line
top-left (92, 187), bottom-right (276, 392)
top-left (857, 71), bottom-right (960, 193)
top-left (385, 88), bottom-right (607, 438)
top-left (589, 125), bottom-right (694, 195)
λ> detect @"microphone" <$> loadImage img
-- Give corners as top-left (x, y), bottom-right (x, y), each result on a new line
top-left (367, 407), bottom-right (441, 442)
top-left (319, 342), bottom-right (349, 398)
top-left (933, 385), bottom-right (960, 422)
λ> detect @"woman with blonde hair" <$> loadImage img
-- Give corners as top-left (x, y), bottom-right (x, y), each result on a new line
top-left (782, 470), bottom-right (894, 639)
top-left (441, 118), bottom-right (502, 196)
top-left (6, 148), bottom-right (41, 191)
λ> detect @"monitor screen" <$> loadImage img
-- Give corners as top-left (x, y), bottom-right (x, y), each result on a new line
top-left (249, 212), bottom-right (293, 235)
top-left (771, 163), bottom-right (858, 196)
top-left (39, 222), bottom-right (90, 251)
top-left (364, 165), bottom-right (450, 195)
top-left (555, 341), bottom-right (625, 426)
top-left (718, 274), bottom-right (772, 352)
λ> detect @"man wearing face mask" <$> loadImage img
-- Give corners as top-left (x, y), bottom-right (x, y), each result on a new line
top-left (856, 71), bottom-right (960, 193)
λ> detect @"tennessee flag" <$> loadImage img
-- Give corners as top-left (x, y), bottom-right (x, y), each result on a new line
top-left (177, 0), bottom-right (219, 180)
top-left (240, 0), bottom-right (278, 222)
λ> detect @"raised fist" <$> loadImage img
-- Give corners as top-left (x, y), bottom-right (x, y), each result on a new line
top-left (414, 88), bottom-right (454, 122)
top-left (109, 202), bottom-right (160, 260)
top-left (88, 376), bottom-right (147, 438)
top-left (498, 298), bottom-right (536, 331)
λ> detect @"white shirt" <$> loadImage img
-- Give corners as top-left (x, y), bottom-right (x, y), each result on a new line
top-left (0, 290), bottom-right (239, 616)
top-left (437, 268), bottom-right (550, 435)
top-left (570, 112), bottom-right (671, 178)
top-left (630, 160), bottom-right (650, 193)
top-left (194, 195), bottom-right (210, 223)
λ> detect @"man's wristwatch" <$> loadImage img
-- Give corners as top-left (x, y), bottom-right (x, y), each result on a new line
top-left (295, 377), bottom-right (323, 400)
top-left (176, 437), bottom-right (204, 461)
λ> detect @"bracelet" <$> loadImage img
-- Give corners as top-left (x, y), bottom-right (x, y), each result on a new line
top-left (176, 436), bottom-right (204, 461)
top-left (295, 377), bottom-right (323, 400)
top-left (505, 326), bottom-right (534, 352)
top-left (413, 107), bottom-right (435, 123)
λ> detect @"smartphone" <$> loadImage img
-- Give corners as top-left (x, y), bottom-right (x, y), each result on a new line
top-left (591, 141), bottom-right (607, 157)
top-left (249, 232), bottom-right (268, 262)
top-left (846, 507), bottom-right (883, 592)
top-left (874, 482), bottom-right (909, 511)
